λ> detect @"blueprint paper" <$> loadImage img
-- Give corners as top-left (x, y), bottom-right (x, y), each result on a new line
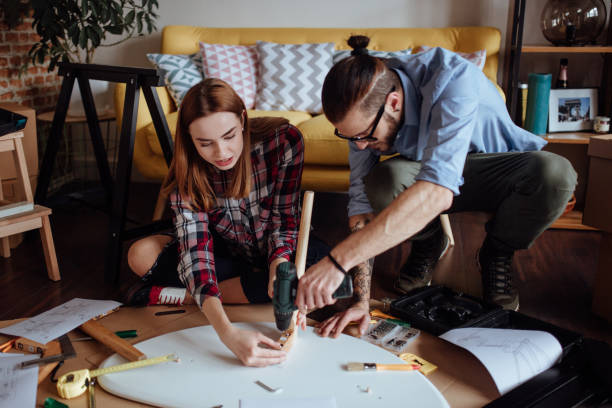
top-left (440, 327), bottom-right (562, 394)
top-left (0, 298), bottom-right (121, 344)
top-left (0, 354), bottom-right (39, 408)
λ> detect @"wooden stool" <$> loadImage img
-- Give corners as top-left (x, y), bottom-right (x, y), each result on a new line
top-left (0, 131), bottom-right (60, 281)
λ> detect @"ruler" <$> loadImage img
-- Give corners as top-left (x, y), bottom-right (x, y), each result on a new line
top-left (57, 353), bottom-right (178, 399)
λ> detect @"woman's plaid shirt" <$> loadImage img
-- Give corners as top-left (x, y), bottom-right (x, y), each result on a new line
top-left (169, 124), bottom-right (304, 307)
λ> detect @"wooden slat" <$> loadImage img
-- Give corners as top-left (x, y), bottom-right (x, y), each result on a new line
top-left (0, 131), bottom-right (24, 141)
top-left (39, 215), bottom-right (60, 281)
top-left (0, 217), bottom-right (42, 238)
top-left (0, 237), bottom-right (9, 258)
top-left (0, 139), bottom-right (15, 153)
top-left (0, 205), bottom-right (51, 226)
top-left (13, 137), bottom-right (33, 202)
top-left (522, 45), bottom-right (612, 53)
top-left (544, 133), bottom-right (593, 144)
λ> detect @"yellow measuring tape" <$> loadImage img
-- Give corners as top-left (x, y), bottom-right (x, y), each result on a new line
top-left (57, 354), bottom-right (178, 399)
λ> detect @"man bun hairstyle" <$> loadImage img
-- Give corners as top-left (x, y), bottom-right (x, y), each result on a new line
top-left (322, 35), bottom-right (401, 124)
top-left (348, 35), bottom-right (370, 56)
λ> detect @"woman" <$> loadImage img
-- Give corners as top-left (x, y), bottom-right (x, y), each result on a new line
top-left (124, 78), bottom-right (328, 367)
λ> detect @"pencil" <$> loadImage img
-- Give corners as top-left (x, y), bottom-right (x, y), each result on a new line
top-left (346, 362), bottom-right (421, 371)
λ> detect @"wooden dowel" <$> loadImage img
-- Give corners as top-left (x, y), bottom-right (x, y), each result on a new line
top-left (279, 191), bottom-right (315, 352)
top-left (80, 320), bottom-right (146, 361)
top-left (295, 191), bottom-right (314, 278)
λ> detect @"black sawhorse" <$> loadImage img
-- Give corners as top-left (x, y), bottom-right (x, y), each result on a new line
top-left (35, 62), bottom-right (174, 284)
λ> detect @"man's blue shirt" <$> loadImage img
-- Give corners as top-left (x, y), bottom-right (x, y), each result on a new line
top-left (347, 47), bottom-right (547, 217)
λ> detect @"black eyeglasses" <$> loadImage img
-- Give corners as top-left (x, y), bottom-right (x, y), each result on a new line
top-left (334, 86), bottom-right (396, 142)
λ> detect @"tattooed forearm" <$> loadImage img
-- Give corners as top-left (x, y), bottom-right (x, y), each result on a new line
top-left (349, 220), bottom-right (374, 303)
top-left (351, 258), bottom-right (374, 302)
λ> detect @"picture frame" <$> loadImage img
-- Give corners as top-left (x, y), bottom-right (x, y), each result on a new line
top-left (548, 88), bottom-right (598, 132)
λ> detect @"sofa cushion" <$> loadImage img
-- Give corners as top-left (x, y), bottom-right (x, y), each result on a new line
top-left (199, 43), bottom-right (258, 109)
top-left (333, 48), bottom-right (412, 64)
top-left (255, 41), bottom-right (334, 114)
top-left (413, 46), bottom-right (487, 70)
top-left (144, 111), bottom-right (179, 157)
top-left (297, 115), bottom-right (350, 166)
top-left (146, 53), bottom-right (204, 106)
top-left (143, 110), bottom-right (312, 157)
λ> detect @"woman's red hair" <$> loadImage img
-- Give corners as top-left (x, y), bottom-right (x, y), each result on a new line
top-left (163, 78), bottom-right (287, 211)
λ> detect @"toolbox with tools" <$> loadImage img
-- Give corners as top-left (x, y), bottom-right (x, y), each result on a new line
top-left (390, 285), bottom-right (611, 407)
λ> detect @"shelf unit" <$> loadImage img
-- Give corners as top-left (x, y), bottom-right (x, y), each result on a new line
top-left (505, 1), bottom-right (611, 231)
top-left (543, 132), bottom-right (593, 144)
top-left (521, 45), bottom-right (612, 54)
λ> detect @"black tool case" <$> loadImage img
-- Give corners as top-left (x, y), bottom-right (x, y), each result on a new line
top-left (390, 285), bottom-right (612, 407)
top-left (0, 107), bottom-right (27, 137)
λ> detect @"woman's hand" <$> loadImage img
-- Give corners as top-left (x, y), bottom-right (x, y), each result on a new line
top-left (316, 300), bottom-right (371, 338)
top-left (219, 325), bottom-right (287, 367)
top-left (296, 309), bottom-right (307, 331)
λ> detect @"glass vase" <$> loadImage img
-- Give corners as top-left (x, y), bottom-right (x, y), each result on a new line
top-left (541, 0), bottom-right (607, 46)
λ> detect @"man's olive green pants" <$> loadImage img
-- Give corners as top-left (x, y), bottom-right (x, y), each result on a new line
top-left (363, 151), bottom-right (577, 252)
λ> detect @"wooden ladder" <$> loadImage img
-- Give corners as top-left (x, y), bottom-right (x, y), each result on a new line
top-left (0, 131), bottom-right (60, 281)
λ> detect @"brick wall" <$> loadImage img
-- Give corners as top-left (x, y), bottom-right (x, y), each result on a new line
top-left (0, 13), bottom-right (61, 112)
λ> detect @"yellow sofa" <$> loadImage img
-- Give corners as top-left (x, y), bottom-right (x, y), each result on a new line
top-left (114, 26), bottom-right (502, 191)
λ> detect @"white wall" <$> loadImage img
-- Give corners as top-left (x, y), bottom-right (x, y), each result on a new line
top-left (94, 0), bottom-right (512, 83)
top-left (94, 0), bottom-right (610, 97)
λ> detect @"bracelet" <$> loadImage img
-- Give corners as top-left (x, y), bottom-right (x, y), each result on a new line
top-left (327, 253), bottom-right (349, 275)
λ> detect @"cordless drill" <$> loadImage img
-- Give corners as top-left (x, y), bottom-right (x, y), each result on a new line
top-left (273, 261), bottom-right (354, 331)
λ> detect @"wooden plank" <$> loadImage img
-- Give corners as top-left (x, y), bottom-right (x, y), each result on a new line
top-left (544, 133), bottom-right (593, 144)
top-left (40, 215), bottom-right (60, 281)
top-left (0, 139), bottom-right (15, 153)
top-left (0, 205), bottom-right (51, 226)
top-left (13, 137), bottom-right (33, 202)
top-left (80, 320), bottom-right (145, 361)
top-left (0, 217), bottom-right (42, 238)
top-left (0, 131), bottom-right (24, 141)
top-left (522, 45), bottom-right (612, 53)
top-left (549, 210), bottom-right (598, 231)
top-left (0, 237), bottom-right (9, 258)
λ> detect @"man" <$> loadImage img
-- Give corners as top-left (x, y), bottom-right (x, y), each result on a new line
top-left (296, 36), bottom-right (577, 337)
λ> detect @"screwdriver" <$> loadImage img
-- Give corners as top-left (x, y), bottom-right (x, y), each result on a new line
top-left (72, 330), bottom-right (137, 342)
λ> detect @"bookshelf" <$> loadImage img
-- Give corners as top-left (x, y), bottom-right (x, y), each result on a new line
top-left (521, 45), bottom-right (612, 54)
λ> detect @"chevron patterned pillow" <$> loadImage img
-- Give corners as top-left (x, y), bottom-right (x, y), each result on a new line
top-left (255, 41), bottom-right (335, 114)
top-left (147, 53), bottom-right (204, 106)
top-left (199, 43), bottom-right (259, 109)
top-left (332, 48), bottom-right (412, 64)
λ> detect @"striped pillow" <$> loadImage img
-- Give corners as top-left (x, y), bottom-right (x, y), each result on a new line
top-left (255, 41), bottom-right (335, 114)
top-left (146, 53), bottom-right (204, 106)
top-left (199, 43), bottom-right (259, 109)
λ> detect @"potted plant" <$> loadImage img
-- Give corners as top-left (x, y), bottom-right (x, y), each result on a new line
top-left (28, 0), bottom-right (159, 70)
top-left (2, 0), bottom-right (159, 115)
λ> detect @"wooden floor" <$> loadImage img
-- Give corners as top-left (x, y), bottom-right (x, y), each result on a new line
top-left (1, 183), bottom-right (611, 346)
